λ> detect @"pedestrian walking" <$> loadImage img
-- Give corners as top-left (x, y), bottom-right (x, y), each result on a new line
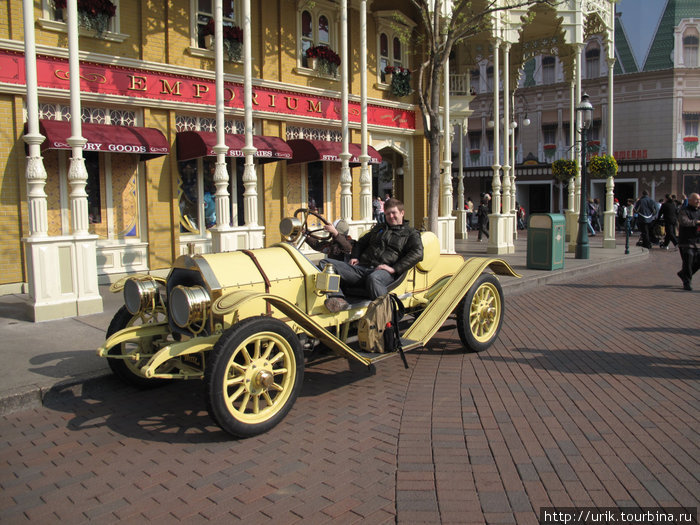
top-left (676, 192), bottom-right (700, 291)
top-left (634, 190), bottom-right (656, 249)
top-left (477, 196), bottom-right (489, 242)
top-left (658, 194), bottom-right (678, 250)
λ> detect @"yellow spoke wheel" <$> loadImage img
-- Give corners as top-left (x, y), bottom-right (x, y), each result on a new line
top-left (206, 317), bottom-right (304, 438)
top-left (456, 274), bottom-right (504, 352)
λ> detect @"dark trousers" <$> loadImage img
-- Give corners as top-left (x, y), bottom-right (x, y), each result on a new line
top-left (326, 260), bottom-right (395, 300)
top-left (478, 220), bottom-right (489, 240)
top-left (662, 221), bottom-right (678, 247)
top-left (678, 246), bottom-right (700, 285)
top-left (637, 220), bottom-right (653, 248)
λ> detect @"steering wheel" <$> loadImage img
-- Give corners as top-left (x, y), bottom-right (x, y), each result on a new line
top-left (294, 208), bottom-right (333, 242)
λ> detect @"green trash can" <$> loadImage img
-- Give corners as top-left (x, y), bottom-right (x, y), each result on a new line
top-left (526, 213), bottom-right (565, 270)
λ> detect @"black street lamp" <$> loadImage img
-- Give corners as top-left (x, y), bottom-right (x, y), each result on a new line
top-left (575, 93), bottom-right (593, 259)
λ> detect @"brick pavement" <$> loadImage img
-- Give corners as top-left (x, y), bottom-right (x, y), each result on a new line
top-left (0, 250), bottom-right (697, 524)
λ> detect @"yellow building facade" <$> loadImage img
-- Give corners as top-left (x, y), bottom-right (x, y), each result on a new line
top-left (2, 1), bottom-right (428, 317)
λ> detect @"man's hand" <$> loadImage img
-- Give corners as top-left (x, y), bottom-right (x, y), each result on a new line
top-left (324, 223), bottom-right (339, 236)
top-left (375, 264), bottom-right (395, 274)
top-left (349, 258), bottom-right (359, 266)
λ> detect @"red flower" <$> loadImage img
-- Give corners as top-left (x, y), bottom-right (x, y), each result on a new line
top-left (543, 144), bottom-right (557, 150)
top-left (384, 65), bottom-right (409, 75)
top-left (683, 136), bottom-right (698, 142)
top-left (54, 0), bottom-right (116, 18)
top-left (202, 18), bottom-right (243, 42)
top-left (306, 45), bottom-right (341, 66)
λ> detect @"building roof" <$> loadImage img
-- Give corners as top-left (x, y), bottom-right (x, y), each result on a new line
top-left (644, 0), bottom-right (700, 71)
top-left (614, 15), bottom-right (638, 74)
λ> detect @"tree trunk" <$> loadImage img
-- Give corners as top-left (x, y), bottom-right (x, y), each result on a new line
top-left (427, 127), bottom-right (441, 234)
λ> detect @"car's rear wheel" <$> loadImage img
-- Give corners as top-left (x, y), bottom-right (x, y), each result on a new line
top-left (205, 316), bottom-right (304, 438)
top-left (456, 274), bottom-right (504, 352)
top-left (106, 306), bottom-right (170, 388)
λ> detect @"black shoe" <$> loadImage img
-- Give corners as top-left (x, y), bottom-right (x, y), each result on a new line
top-left (325, 296), bottom-right (350, 313)
top-left (683, 282), bottom-right (693, 291)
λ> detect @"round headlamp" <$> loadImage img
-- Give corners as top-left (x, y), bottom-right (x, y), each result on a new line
top-left (279, 217), bottom-right (302, 241)
top-left (124, 278), bottom-right (159, 315)
top-left (170, 285), bottom-right (211, 328)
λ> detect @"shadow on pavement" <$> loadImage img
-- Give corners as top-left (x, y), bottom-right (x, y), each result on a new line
top-left (485, 347), bottom-right (700, 379)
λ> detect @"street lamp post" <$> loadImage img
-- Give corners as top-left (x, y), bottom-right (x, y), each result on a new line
top-left (575, 93), bottom-right (593, 260)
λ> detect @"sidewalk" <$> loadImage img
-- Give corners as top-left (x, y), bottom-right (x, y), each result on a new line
top-left (0, 231), bottom-right (649, 415)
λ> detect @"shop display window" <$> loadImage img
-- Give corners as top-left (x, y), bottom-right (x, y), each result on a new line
top-left (178, 157), bottom-right (244, 235)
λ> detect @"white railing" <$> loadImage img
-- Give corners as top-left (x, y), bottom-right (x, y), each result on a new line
top-left (449, 73), bottom-right (469, 96)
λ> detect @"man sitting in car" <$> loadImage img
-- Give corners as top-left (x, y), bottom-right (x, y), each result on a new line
top-left (324, 198), bottom-right (423, 312)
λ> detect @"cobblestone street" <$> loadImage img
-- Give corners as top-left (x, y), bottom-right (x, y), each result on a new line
top-left (1, 250), bottom-right (698, 524)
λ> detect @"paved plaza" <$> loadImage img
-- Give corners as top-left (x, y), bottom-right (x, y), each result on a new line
top-left (0, 243), bottom-right (698, 523)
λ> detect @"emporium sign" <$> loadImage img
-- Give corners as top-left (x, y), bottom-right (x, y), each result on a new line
top-left (0, 50), bottom-right (415, 130)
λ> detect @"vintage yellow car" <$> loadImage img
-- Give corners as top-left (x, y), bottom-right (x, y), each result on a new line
top-left (98, 209), bottom-right (519, 438)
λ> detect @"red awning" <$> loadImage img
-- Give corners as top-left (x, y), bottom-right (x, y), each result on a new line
top-left (176, 131), bottom-right (292, 163)
top-left (286, 139), bottom-right (382, 166)
top-left (35, 120), bottom-right (170, 159)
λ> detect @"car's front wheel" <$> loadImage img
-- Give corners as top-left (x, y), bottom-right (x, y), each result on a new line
top-left (205, 316), bottom-right (304, 438)
top-left (455, 274), bottom-right (504, 352)
top-left (105, 306), bottom-right (170, 388)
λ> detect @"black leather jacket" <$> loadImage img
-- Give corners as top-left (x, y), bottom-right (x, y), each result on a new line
top-left (351, 222), bottom-right (423, 275)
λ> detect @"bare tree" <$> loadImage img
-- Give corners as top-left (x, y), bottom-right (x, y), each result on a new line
top-left (410, 0), bottom-right (556, 234)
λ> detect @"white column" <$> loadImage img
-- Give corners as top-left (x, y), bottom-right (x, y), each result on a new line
top-left (487, 41), bottom-right (507, 254)
top-left (22, 0), bottom-right (48, 238)
top-left (568, 81), bottom-right (576, 211)
top-left (440, 58), bottom-right (452, 216)
top-left (241, 0), bottom-right (258, 231)
top-left (501, 43), bottom-right (514, 253)
top-left (358, 0), bottom-right (371, 222)
top-left (567, 46), bottom-right (583, 254)
top-left (339, 0), bottom-right (352, 221)
top-left (213, 0), bottom-right (231, 237)
top-left (603, 51), bottom-right (616, 249)
top-left (67, 0), bottom-right (89, 236)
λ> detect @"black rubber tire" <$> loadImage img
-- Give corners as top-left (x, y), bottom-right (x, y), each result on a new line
top-left (105, 306), bottom-right (170, 388)
top-left (205, 316), bottom-right (304, 438)
top-left (455, 273), bottom-right (505, 352)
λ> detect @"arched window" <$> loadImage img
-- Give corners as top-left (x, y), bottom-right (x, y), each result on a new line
top-left (298, 4), bottom-right (336, 69)
top-left (375, 11), bottom-right (414, 84)
top-left (585, 45), bottom-right (600, 79)
top-left (378, 32), bottom-right (405, 82)
top-left (683, 34), bottom-right (699, 67)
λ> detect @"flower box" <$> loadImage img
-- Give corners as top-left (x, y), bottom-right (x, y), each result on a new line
top-left (384, 66), bottom-right (411, 97)
top-left (306, 45), bottom-right (340, 77)
top-left (54, 0), bottom-right (116, 37)
top-left (551, 159), bottom-right (577, 182)
top-left (683, 136), bottom-right (699, 153)
top-left (543, 144), bottom-right (556, 160)
top-left (202, 19), bottom-right (243, 61)
top-left (469, 149), bottom-right (480, 162)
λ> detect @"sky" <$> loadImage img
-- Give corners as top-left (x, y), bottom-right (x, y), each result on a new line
top-left (616, 0), bottom-right (667, 69)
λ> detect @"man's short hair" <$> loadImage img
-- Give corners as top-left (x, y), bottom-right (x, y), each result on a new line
top-left (642, 190), bottom-right (649, 196)
top-left (384, 198), bottom-right (404, 212)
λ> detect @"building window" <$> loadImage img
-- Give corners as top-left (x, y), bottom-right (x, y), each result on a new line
top-left (175, 115), bottom-right (246, 233)
top-left (585, 46), bottom-right (600, 79)
top-left (196, 0), bottom-right (238, 49)
top-left (468, 131), bottom-right (481, 151)
top-left (36, 103), bottom-right (141, 239)
top-left (470, 69), bottom-right (480, 93)
top-left (45, 0), bottom-right (120, 36)
top-left (683, 34), bottom-right (699, 67)
top-left (378, 32), bottom-right (405, 82)
top-left (486, 66), bottom-right (494, 91)
top-left (299, 3), bottom-right (336, 69)
top-left (685, 114), bottom-right (699, 137)
top-left (542, 56), bottom-right (555, 84)
top-left (542, 124), bottom-right (557, 145)
top-left (307, 162), bottom-right (325, 215)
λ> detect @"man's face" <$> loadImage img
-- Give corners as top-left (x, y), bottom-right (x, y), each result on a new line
top-left (689, 193), bottom-right (700, 208)
top-left (384, 206), bottom-right (404, 226)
